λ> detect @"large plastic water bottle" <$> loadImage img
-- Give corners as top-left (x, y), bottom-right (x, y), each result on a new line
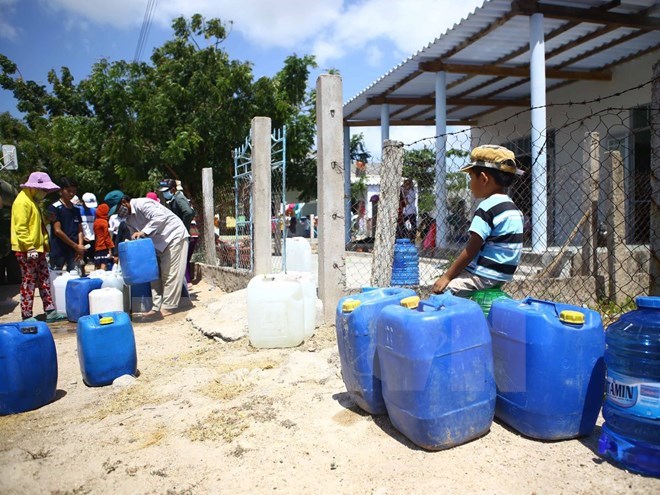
top-left (599, 296), bottom-right (660, 476)
top-left (391, 239), bottom-right (419, 286)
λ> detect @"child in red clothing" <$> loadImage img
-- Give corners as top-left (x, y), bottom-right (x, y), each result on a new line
top-left (93, 203), bottom-right (115, 270)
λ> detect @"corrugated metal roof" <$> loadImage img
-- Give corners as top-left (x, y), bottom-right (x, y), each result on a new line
top-left (344, 0), bottom-right (660, 126)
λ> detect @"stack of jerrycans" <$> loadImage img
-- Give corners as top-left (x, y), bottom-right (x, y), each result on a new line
top-left (336, 288), bottom-right (415, 414)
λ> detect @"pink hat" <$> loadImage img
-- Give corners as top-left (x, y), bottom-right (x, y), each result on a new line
top-left (20, 172), bottom-right (60, 192)
top-left (146, 192), bottom-right (160, 203)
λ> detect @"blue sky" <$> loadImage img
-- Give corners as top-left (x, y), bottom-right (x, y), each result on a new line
top-left (0, 0), bottom-right (484, 156)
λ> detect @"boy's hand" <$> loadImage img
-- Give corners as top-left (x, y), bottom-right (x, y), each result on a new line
top-left (432, 274), bottom-right (451, 294)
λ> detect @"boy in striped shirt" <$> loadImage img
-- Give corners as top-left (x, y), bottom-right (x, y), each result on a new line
top-left (432, 145), bottom-right (524, 296)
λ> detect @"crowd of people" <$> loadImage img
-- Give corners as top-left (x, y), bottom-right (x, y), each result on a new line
top-left (11, 173), bottom-right (197, 322)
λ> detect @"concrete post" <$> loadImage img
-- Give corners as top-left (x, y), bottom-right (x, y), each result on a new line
top-left (202, 167), bottom-right (216, 266)
top-left (317, 74), bottom-right (346, 322)
top-left (371, 140), bottom-right (404, 288)
top-left (605, 151), bottom-right (628, 303)
top-left (651, 60), bottom-right (660, 296)
top-left (252, 116), bottom-right (272, 275)
top-left (580, 132), bottom-right (600, 276)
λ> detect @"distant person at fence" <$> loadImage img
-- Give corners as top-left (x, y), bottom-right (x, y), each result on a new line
top-left (432, 145), bottom-right (524, 296)
top-left (400, 178), bottom-right (417, 241)
top-left (160, 179), bottom-right (194, 232)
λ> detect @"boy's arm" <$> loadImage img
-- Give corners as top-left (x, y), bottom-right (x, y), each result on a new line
top-left (432, 232), bottom-right (484, 293)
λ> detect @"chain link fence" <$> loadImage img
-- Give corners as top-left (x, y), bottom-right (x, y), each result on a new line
top-left (346, 78), bottom-right (658, 315)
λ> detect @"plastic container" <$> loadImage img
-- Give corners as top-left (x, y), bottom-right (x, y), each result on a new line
top-left (118, 238), bottom-right (159, 285)
top-left (599, 296), bottom-right (660, 476)
top-left (247, 274), bottom-right (305, 348)
top-left (130, 282), bottom-right (153, 313)
top-left (488, 297), bottom-right (605, 440)
top-left (336, 287), bottom-right (416, 415)
top-left (65, 277), bottom-right (104, 322)
top-left (377, 293), bottom-right (495, 449)
top-left (89, 287), bottom-right (124, 315)
top-left (77, 311), bottom-right (137, 386)
top-left (0, 321), bottom-right (58, 414)
top-left (285, 237), bottom-right (312, 273)
top-left (466, 287), bottom-right (511, 317)
top-left (391, 239), bottom-right (419, 286)
top-left (272, 272), bottom-right (317, 339)
top-left (89, 269), bottom-right (124, 292)
top-left (48, 269), bottom-right (64, 309)
top-left (52, 270), bottom-right (80, 316)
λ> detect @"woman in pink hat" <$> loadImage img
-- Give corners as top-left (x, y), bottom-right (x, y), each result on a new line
top-left (11, 172), bottom-right (66, 322)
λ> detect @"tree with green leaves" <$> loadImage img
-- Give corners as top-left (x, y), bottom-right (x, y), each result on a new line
top-left (0, 14), bottom-right (319, 201)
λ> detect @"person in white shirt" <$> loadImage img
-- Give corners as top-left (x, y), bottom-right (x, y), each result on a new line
top-left (107, 192), bottom-right (190, 320)
top-left (401, 178), bottom-right (417, 241)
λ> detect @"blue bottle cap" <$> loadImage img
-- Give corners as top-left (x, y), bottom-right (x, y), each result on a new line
top-left (636, 296), bottom-right (660, 309)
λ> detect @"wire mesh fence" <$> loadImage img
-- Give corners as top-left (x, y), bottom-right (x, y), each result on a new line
top-left (346, 78), bottom-right (658, 314)
top-left (271, 126), bottom-right (286, 273)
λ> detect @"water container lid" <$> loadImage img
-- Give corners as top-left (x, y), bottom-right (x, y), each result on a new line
top-left (559, 310), bottom-right (584, 325)
top-left (400, 296), bottom-right (420, 309)
top-left (99, 316), bottom-right (115, 325)
top-left (342, 299), bottom-right (361, 312)
top-left (636, 296), bottom-right (660, 309)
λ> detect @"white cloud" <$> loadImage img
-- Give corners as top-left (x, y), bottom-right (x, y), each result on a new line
top-left (0, 0), bottom-right (19, 41)
top-left (41, 0), bottom-right (485, 62)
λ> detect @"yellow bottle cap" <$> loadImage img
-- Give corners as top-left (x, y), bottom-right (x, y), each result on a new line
top-left (559, 310), bottom-right (584, 325)
top-left (99, 316), bottom-right (115, 325)
top-left (342, 299), bottom-right (361, 312)
top-left (400, 296), bottom-right (420, 309)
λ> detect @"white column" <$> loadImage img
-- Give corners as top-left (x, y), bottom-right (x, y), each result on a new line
top-left (344, 126), bottom-right (351, 244)
top-left (252, 116), bottom-right (272, 275)
top-left (201, 168), bottom-right (216, 266)
top-left (530, 13), bottom-right (548, 252)
top-left (381, 103), bottom-right (390, 144)
top-left (434, 71), bottom-right (448, 249)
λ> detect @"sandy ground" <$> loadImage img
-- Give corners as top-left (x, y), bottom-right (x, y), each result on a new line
top-left (0, 280), bottom-right (659, 495)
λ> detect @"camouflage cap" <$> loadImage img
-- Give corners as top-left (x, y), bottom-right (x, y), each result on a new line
top-left (460, 144), bottom-right (523, 176)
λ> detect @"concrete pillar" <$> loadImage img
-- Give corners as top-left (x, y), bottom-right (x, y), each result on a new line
top-left (605, 151), bottom-right (628, 303)
top-left (317, 74), bottom-right (346, 322)
top-left (344, 126), bottom-right (352, 244)
top-left (435, 70), bottom-right (448, 249)
top-left (651, 60), bottom-right (660, 296)
top-left (252, 116), bottom-right (272, 275)
top-left (580, 132), bottom-right (600, 276)
top-left (371, 140), bottom-right (404, 288)
top-left (381, 104), bottom-right (390, 143)
top-left (529, 12), bottom-right (548, 252)
top-left (202, 167), bottom-right (216, 266)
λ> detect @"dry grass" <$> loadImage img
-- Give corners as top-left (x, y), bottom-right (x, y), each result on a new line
top-left (185, 394), bottom-right (278, 443)
top-left (88, 384), bottom-right (172, 421)
top-left (198, 380), bottom-right (253, 402)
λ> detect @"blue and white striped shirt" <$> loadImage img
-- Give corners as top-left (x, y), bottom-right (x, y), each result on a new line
top-left (466, 194), bottom-right (524, 282)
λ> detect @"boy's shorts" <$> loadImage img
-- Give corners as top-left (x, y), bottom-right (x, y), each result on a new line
top-left (446, 269), bottom-right (502, 297)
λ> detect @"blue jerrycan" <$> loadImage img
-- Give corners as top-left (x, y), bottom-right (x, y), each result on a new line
top-left (119, 238), bottom-right (159, 285)
top-left (336, 287), bottom-right (415, 414)
top-left (0, 321), bottom-right (58, 414)
top-left (488, 297), bottom-right (605, 440)
top-left (66, 276), bottom-right (104, 322)
top-left (377, 293), bottom-right (495, 450)
top-left (77, 311), bottom-right (137, 387)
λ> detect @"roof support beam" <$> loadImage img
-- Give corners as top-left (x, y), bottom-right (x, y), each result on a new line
top-left (368, 96), bottom-right (530, 107)
top-left (511, 0), bottom-right (660, 29)
top-left (344, 119), bottom-right (475, 127)
top-left (418, 62), bottom-right (612, 81)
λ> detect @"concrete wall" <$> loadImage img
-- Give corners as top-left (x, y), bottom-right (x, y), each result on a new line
top-left (472, 50), bottom-right (658, 246)
top-left (198, 263), bottom-right (252, 293)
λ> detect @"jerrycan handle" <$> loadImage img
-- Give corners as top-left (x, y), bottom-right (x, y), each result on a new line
top-left (522, 297), bottom-right (559, 315)
top-left (419, 294), bottom-right (448, 311)
top-left (522, 297), bottom-right (581, 322)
